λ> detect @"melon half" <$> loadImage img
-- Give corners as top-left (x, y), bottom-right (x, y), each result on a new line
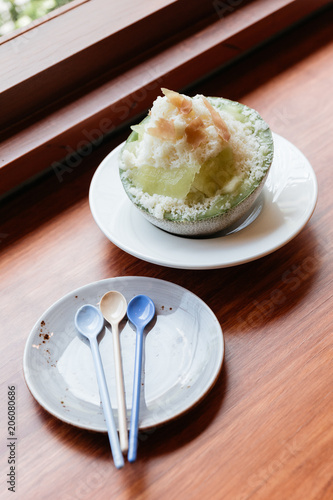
top-left (119, 91), bottom-right (274, 236)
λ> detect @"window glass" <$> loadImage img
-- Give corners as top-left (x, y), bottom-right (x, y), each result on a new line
top-left (0, 0), bottom-right (74, 36)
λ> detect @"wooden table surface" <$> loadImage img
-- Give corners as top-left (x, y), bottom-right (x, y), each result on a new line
top-left (1, 9), bottom-right (332, 500)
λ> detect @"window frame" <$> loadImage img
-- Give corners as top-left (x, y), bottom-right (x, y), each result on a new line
top-left (0, 0), bottom-right (331, 196)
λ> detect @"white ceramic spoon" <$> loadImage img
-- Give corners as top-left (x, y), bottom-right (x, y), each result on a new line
top-left (100, 291), bottom-right (128, 453)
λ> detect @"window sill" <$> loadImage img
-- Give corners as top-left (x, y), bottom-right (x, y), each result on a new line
top-left (0, 0), bottom-right (331, 196)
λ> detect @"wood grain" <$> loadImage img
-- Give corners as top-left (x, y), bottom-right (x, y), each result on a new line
top-left (1, 7), bottom-right (332, 500)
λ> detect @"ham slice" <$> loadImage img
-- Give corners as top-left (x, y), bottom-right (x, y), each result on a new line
top-left (185, 117), bottom-right (207, 149)
top-left (148, 118), bottom-right (177, 141)
top-left (203, 97), bottom-right (230, 142)
top-left (161, 88), bottom-right (193, 114)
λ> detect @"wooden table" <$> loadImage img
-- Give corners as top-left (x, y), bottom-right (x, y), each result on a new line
top-left (1, 9), bottom-right (332, 500)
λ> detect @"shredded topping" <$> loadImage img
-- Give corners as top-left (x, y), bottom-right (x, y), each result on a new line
top-left (147, 89), bottom-right (230, 148)
top-left (161, 88), bottom-right (192, 114)
top-left (203, 97), bottom-right (230, 142)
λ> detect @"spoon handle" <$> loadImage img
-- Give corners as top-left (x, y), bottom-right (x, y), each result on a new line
top-left (111, 322), bottom-right (128, 453)
top-left (128, 326), bottom-right (144, 462)
top-left (90, 337), bottom-right (124, 469)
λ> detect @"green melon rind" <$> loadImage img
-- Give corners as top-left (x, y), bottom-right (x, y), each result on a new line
top-left (119, 97), bottom-right (273, 233)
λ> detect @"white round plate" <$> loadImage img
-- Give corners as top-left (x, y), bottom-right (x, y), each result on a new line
top-left (23, 277), bottom-right (224, 432)
top-left (89, 133), bottom-right (318, 269)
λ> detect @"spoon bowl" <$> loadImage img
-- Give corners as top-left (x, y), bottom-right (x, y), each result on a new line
top-left (100, 291), bottom-right (127, 326)
top-left (75, 304), bottom-right (124, 469)
top-left (127, 294), bottom-right (155, 329)
top-left (127, 295), bottom-right (155, 462)
top-left (75, 304), bottom-right (104, 338)
top-left (100, 291), bottom-right (128, 453)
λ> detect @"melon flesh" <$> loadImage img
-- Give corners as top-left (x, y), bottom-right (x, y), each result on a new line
top-left (129, 146), bottom-right (237, 200)
top-left (130, 163), bottom-right (200, 199)
top-left (191, 146), bottom-right (236, 198)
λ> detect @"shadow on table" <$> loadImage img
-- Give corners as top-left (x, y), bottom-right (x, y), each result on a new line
top-left (102, 223), bottom-right (323, 336)
top-left (32, 357), bottom-right (228, 455)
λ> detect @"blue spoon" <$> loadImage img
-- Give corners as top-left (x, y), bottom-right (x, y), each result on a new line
top-left (75, 304), bottom-right (124, 469)
top-left (127, 295), bottom-right (155, 462)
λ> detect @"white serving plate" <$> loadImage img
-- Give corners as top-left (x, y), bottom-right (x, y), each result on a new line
top-left (89, 133), bottom-right (317, 269)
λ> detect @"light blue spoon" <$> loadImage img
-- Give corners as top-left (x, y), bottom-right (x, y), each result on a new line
top-left (75, 304), bottom-right (124, 469)
top-left (127, 295), bottom-right (155, 463)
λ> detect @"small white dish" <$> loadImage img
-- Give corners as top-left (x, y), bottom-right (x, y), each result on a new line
top-left (23, 277), bottom-right (224, 432)
top-left (89, 133), bottom-right (318, 269)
